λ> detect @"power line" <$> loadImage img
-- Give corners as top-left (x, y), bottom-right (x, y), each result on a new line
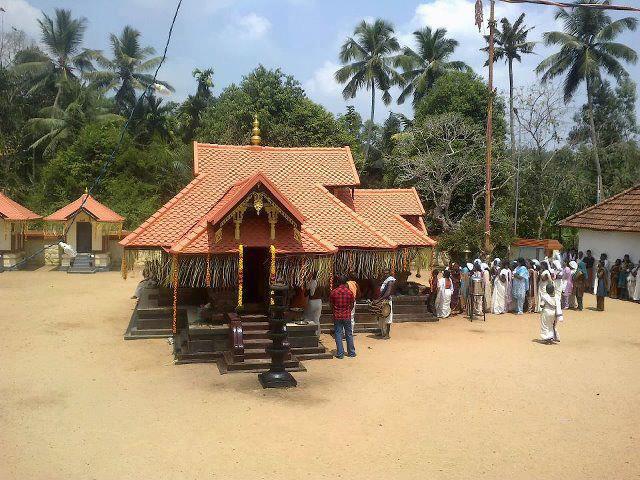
top-left (500, 0), bottom-right (640, 13)
top-left (10, 0), bottom-right (183, 270)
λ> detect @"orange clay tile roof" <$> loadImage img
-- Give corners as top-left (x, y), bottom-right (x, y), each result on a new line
top-left (558, 184), bottom-right (640, 232)
top-left (44, 193), bottom-right (124, 223)
top-left (0, 192), bottom-right (40, 221)
top-left (513, 238), bottom-right (563, 250)
top-left (121, 142), bottom-right (434, 253)
top-left (350, 189), bottom-right (436, 247)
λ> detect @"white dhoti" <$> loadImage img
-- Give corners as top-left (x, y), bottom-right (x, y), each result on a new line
top-left (540, 306), bottom-right (556, 341)
top-left (492, 277), bottom-right (507, 314)
top-left (435, 287), bottom-right (452, 318)
top-left (634, 275), bottom-right (640, 301)
top-left (304, 298), bottom-right (323, 336)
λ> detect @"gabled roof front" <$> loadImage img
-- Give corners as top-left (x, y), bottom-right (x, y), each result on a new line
top-left (559, 184), bottom-right (640, 232)
top-left (0, 192), bottom-right (40, 221)
top-left (206, 171), bottom-right (306, 226)
top-left (121, 142), bottom-right (434, 253)
top-left (44, 193), bottom-right (124, 223)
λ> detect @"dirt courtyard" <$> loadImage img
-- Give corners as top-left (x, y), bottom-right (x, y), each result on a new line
top-left (1, 269), bottom-right (639, 480)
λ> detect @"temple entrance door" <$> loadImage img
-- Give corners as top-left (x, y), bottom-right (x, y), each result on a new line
top-left (243, 247), bottom-right (269, 306)
top-left (76, 222), bottom-right (92, 253)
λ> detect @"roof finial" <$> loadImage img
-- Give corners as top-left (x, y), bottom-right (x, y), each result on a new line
top-left (84, 186), bottom-right (89, 195)
top-left (250, 113), bottom-right (261, 146)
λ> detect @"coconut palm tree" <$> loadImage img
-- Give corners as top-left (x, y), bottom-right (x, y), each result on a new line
top-left (486, 13), bottom-right (535, 233)
top-left (536, 2), bottom-right (637, 203)
top-left (12, 9), bottom-right (96, 109)
top-left (89, 26), bottom-right (173, 113)
top-left (396, 27), bottom-right (469, 107)
top-left (28, 85), bottom-right (120, 155)
top-left (335, 19), bottom-right (401, 163)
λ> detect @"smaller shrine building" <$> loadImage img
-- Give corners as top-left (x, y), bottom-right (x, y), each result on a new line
top-left (0, 192), bottom-right (41, 268)
top-left (44, 191), bottom-right (124, 270)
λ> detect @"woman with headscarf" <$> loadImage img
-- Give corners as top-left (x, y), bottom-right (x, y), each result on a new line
top-left (491, 261), bottom-right (511, 314)
top-left (596, 260), bottom-right (610, 311)
top-left (481, 262), bottom-right (492, 313)
top-left (460, 263), bottom-right (472, 314)
top-left (512, 258), bottom-right (530, 315)
top-left (609, 259), bottom-right (621, 299)
top-left (552, 259), bottom-right (564, 308)
top-left (435, 269), bottom-right (454, 318)
top-left (540, 283), bottom-right (562, 343)
top-left (566, 261), bottom-right (578, 309)
top-left (572, 261), bottom-right (586, 311)
top-left (538, 261), bottom-right (553, 311)
top-left (527, 260), bottom-right (540, 313)
top-left (633, 263), bottom-right (640, 302)
top-left (562, 261), bottom-right (575, 309)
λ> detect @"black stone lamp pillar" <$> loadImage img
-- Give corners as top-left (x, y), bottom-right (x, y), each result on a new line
top-left (258, 283), bottom-right (297, 388)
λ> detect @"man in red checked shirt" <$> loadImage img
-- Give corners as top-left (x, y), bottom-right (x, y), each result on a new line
top-left (329, 275), bottom-right (356, 359)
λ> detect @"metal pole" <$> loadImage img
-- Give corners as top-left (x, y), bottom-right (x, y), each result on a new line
top-left (484, 0), bottom-right (496, 255)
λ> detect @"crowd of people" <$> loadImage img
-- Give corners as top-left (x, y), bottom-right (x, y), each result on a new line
top-left (428, 249), bottom-right (640, 342)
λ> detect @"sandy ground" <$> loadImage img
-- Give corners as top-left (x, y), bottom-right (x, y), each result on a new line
top-left (1, 269), bottom-right (639, 480)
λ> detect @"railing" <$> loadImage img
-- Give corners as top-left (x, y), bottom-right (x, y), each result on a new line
top-left (226, 312), bottom-right (244, 362)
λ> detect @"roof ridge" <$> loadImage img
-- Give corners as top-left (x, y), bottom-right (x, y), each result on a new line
top-left (559, 183), bottom-right (640, 226)
top-left (195, 142), bottom-right (353, 152)
top-left (317, 185), bottom-right (396, 248)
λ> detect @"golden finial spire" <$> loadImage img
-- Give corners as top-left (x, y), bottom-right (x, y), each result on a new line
top-left (84, 186), bottom-right (89, 195)
top-left (250, 113), bottom-right (261, 146)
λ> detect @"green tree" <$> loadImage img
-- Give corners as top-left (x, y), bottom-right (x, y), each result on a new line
top-left (27, 84), bottom-right (120, 155)
top-left (536, 2), bottom-right (638, 203)
top-left (197, 66), bottom-right (354, 148)
top-left (12, 9), bottom-right (96, 109)
top-left (90, 26), bottom-right (173, 113)
top-left (415, 70), bottom-right (506, 145)
top-left (569, 78), bottom-right (637, 147)
top-left (29, 121), bottom-right (191, 228)
top-left (396, 27), bottom-right (469, 107)
top-left (180, 68), bottom-right (214, 142)
top-left (335, 19), bottom-right (401, 163)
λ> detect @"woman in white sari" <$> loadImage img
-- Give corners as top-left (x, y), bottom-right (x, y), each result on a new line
top-left (540, 283), bottom-right (560, 343)
top-left (481, 263), bottom-right (492, 313)
top-left (492, 265), bottom-right (511, 314)
top-left (435, 269), bottom-right (454, 318)
top-left (538, 261), bottom-right (553, 311)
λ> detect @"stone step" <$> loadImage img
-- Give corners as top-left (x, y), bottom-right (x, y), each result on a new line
top-left (67, 268), bottom-right (96, 274)
top-left (220, 351), bottom-right (301, 372)
top-left (137, 306), bottom-right (173, 319)
top-left (296, 352), bottom-right (334, 361)
top-left (243, 329), bottom-right (269, 339)
top-left (244, 338), bottom-right (272, 349)
top-left (136, 317), bottom-right (173, 330)
top-left (240, 321), bottom-right (270, 331)
top-left (124, 327), bottom-right (173, 340)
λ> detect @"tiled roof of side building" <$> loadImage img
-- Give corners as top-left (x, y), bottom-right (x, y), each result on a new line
top-left (351, 189), bottom-right (436, 247)
top-left (0, 192), bottom-right (41, 220)
top-left (558, 184), bottom-right (640, 232)
top-left (43, 194), bottom-right (124, 222)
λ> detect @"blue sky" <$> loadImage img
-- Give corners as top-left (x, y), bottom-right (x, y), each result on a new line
top-left (4, 0), bottom-right (640, 130)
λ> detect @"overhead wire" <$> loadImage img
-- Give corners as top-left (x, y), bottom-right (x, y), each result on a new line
top-left (10, 0), bottom-right (183, 270)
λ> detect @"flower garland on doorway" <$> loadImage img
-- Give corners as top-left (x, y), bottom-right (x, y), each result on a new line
top-left (237, 245), bottom-right (244, 308)
top-left (270, 245), bottom-right (276, 305)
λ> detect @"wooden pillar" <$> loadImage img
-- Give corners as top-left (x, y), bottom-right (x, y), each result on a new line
top-left (237, 245), bottom-right (244, 309)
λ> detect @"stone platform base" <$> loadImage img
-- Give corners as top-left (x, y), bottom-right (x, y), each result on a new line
top-left (1, 251), bottom-right (25, 269)
top-left (61, 252), bottom-right (111, 271)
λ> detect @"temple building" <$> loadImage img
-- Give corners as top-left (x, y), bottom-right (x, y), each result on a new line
top-left (44, 190), bottom-right (124, 272)
top-left (0, 192), bottom-right (41, 269)
top-left (120, 118), bottom-right (435, 370)
top-left (559, 183), bottom-right (640, 261)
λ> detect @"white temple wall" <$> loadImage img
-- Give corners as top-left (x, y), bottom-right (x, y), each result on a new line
top-left (577, 229), bottom-right (640, 263)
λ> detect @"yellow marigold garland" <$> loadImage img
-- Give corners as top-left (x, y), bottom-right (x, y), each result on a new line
top-left (270, 245), bottom-right (276, 305)
top-left (237, 245), bottom-right (244, 308)
top-left (205, 253), bottom-right (211, 287)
